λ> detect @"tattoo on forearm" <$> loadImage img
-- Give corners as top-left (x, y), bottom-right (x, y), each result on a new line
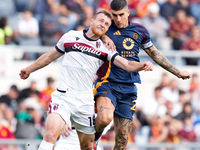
top-left (145, 46), bottom-right (180, 77)
top-left (98, 106), bottom-right (112, 112)
top-left (113, 116), bottom-right (132, 150)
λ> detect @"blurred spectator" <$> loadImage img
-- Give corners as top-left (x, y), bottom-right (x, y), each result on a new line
top-left (0, 0), bottom-right (16, 18)
top-left (172, 90), bottom-right (192, 118)
top-left (41, 2), bottom-right (77, 46)
top-left (17, 80), bottom-right (40, 103)
top-left (158, 72), bottom-right (170, 89)
top-left (189, 73), bottom-right (200, 94)
top-left (33, 0), bottom-right (52, 25)
top-left (0, 16), bottom-right (15, 45)
top-left (194, 122), bottom-right (200, 142)
top-left (168, 9), bottom-right (195, 50)
top-left (18, 9), bottom-right (42, 60)
top-left (190, 0), bottom-right (200, 26)
top-left (0, 85), bottom-right (19, 114)
top-left (127, 0), bottom-right (157, 21)
top-left (175, 102), bottom-right (193, 122)
top-left (160, 0), bottom-right (182, 21)
top-left (179, 116), bottom-right (197, 142)
top-left (15, 97), bottom-right (44, 139)
top-left (15, 0), bottom-right (33, 12)
top-left (149, 116), bottom-right (168, 144)
top-left (39, 77), bottom-right (56, 111)
top-left (60, 0), bottom-right (93, 29)
top-left (182, 26), bottom-right (200, 65)
top-left (179, 0), bottom-right (192, 16)
top-left (166, 119), bottom-right (181, 143)
top-left (0, 110), bottom-right (18, 150)
top-left (189, 73), bottom-right (200, 114)
top-left (3, 107), bottom-right (17, 133)
top-left (96, 0), bottom-right (111, 11)
top-left (137, 86), bottom-right (167, 122)
top-left (157, 0), bottom-right (168, 6)
top-left (140, 3), bottom-right (171, 50)
top-left (161, 79), bottom-right (179, 104)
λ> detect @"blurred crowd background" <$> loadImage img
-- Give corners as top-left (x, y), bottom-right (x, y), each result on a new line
top-left (0, 0), bottom-right (200, 150)
top-left (0, 0), bottom-right (200, 64)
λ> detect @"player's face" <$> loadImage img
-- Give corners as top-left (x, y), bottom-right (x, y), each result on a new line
top-left (111, 7), bottom-right (130, 28)
top-left (91, 13), bottom-right (111, 36)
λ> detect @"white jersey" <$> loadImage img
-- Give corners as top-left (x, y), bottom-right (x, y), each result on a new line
top-left (56, 30), bottom-right (118, 95)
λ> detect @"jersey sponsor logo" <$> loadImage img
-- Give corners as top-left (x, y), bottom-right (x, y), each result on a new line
top-left (71, 43), bottom-right (102, 55)
top-left (113, 30), bottom-right (121, 35)
top-left (123, 38), bottom-right (134, 50)
top-left (64, 42), bottom-right (107, 61)
top-left (121, 51), bottom-right (135, 57)
top-left (132, 32), bottom-right (139, 39)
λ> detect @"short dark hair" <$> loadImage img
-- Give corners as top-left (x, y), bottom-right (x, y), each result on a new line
top-left (93, 9), bottom-right (112, 20)
top-left (110, 0), bottom-right (128, 11)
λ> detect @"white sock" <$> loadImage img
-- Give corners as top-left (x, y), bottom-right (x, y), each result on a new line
top-left (38, 140), bottom-right (54, 150)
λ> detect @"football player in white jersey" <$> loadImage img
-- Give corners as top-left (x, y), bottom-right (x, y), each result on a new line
top-left (19, 9), bottom-right (153, 150)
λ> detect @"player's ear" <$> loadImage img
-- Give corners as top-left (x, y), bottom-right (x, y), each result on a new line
top-left (127, 9), bottom-right (130, 17)
top-left (90, 18), bottom-right (94, 26)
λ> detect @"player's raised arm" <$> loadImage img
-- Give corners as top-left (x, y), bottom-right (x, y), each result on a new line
top-left (19, 48), bottom-right (63, 79)
top-left (113, 55), bottom-right (154, 72)
top-left (144, 46), bottom-right (191, 80)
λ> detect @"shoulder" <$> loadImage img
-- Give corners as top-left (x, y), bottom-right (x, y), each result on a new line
top-left (62, 30), bottom-right (81, 38)
top-left (130, 22), bottom-right (148, 32)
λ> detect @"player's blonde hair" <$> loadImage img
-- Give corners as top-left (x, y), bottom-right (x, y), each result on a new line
top-left (93, 9), bottom-right (112, 21)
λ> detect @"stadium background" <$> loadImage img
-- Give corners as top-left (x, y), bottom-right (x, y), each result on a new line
top-left (0, 0), bottom-right (200, 150)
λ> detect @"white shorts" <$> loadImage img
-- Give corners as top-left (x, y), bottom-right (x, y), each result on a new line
top-left (54, 130), bottom-right (80, 150)
top-left (48, 90), bottom-right (95, 134)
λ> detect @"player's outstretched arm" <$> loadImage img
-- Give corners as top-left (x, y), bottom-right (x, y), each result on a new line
top-left (144, 46), bottom-right (191, 80)
top-left (113, 55), bottom-right (153, 72)
top-left (19, 48), bottom-right (63, 79)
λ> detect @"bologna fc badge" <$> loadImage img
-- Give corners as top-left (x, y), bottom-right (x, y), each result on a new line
top-left (96, 41), bottom-right (101, 48)
top-left (103, 91), bottom-right (109, 95)
top-left (53, 104), bottom-right (59, 111)
top-left (132, 32), bottom-right (139, 40)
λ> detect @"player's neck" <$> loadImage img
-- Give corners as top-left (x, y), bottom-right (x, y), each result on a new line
top-left (85, 29), bottom-right (100, 41)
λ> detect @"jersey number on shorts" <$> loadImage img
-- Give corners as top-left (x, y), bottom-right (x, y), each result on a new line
top-left (88, 115), bottom-right (95, 127)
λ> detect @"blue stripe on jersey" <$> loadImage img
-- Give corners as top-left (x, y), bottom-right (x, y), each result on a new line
top-left (55, 46), bottom-right (65, 54)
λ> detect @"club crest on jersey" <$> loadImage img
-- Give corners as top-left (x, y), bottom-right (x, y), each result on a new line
top-left (103, 91), bottom-right (109, 95)
top-left (132, 32), bottom-right (139, 39)
top-left (123, 38), bottom-right (134, 50)
top-left (96, 42), bottom-right (101, 48)
top-left (53, 104), bottom-right (59, 111)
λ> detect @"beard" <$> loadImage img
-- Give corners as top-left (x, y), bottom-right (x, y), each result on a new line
top-left (91, 25), bottom-right (106, 37)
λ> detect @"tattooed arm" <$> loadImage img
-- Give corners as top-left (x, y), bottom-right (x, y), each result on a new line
top-left (144, 46), bottom-right (191, 80)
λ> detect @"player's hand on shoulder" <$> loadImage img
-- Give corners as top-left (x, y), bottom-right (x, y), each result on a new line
top-left (178, 71), bottom-right (191, 80)
top-left (61, 123), bottom-right (72, 137)
top-left (101, 35), bottom-right (116, 52)
top-left (143, 61), bottom-right (154, 71)
top-left (19, 68), bottom-right (30, 79)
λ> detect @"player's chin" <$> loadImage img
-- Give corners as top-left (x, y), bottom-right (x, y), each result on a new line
top-left (95, 31), bottom-right (106, 37)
